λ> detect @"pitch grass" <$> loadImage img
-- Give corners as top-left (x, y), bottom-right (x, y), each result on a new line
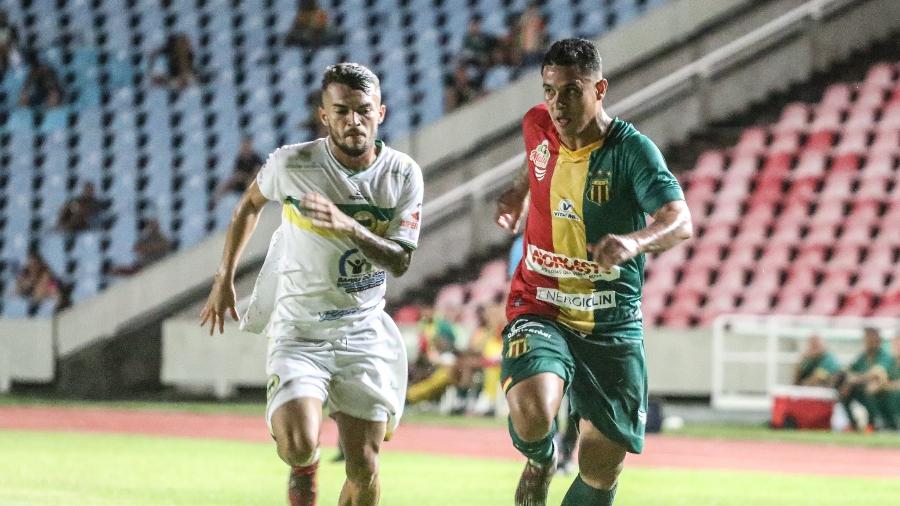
top-left (3, 395), bottom-right (900, 448)
top-left (1, 430), bottom-right (898, 506)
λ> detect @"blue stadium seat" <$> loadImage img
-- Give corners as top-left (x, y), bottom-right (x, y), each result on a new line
top-left (3, 297), bottom-right (30, 319)
top-left (39, 234), bottom-right (67, 277)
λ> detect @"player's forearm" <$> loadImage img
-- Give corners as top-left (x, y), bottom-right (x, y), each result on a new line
top-left (630, 201), bottom-right (692, 254)
top-left (348, 224), bottom-right (412, 277)
top-left (216, 201), bottom-right (263, 281)
top-left (508, 161), bottom-right (530, 200)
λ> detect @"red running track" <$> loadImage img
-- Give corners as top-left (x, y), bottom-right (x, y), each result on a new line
top-left (1, 406), bottom-right (898, 479)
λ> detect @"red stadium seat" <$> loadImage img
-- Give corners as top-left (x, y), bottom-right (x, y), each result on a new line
top-left (393, 305), bottom-right (421, 324)
top-left (768, 130), bottom-right (802, 155)
top-left (713, 266), bottom-right (748, 291)
top-left (854, 269), bottom-right (888, 292)
top-left (844, 105), bottom-right (878, 130)
top-left (793, 151), bottom-right (828, 179)
top-left (726, 154), bottom-right (759, 179)
top-left (706, 200), bottom-right (743, 228)
top-left (854, 84), bottom-right (887, 110)
top-left (839, 223), bottom-right (873, 247)
top-left (832, 131), bottom-right (869, 156)
top-left (845, 201), bottom-right (879, 228)
top-left (871, 291), bottom-right (900, 317)
top-left (759, 152), bottom-right (793, 181)
top-left (691, 244), bottom-right (724, 268)
top-left (811, 200), bottom-right (845, 226)
top-left (731, 225), bottom-right (769, 247)
top-left (772, 102), bottom-right (809, 133)
top-left (678, 266), bottom-right (713, 294)
top-left (831, 153), bottom-right (863, 174)
top-left (722, 245), bottom-right (758, 269)
top-left (838, 290), bottom-right (875, 316)
top-left (879, 103), bottom-right (900, 130)
top-left (803, 223), bottom-right (838, 249)
top-left (773, 291), bottom-right (808, 315)
top-left (692, 150), bottom-right (726, 179)
top-left (784, 178), bottom-right (819, 205)
top-left (868, 130), bottom-right (900, 155)
top-left (807, 291), bottom-right (840, 315)
top-left (733, 127), bottom-right (768, 156)
top-left (808, 108), bottom-right (841, 134)
top-left (435, 284), bottom-right (466, 310)
top-left (778, 202), bottom-right (810, 226)
top-left (820, 270), bottom-right (853, 292)
top-left (748, 179), bottom-right (785, 207)
top-left (855, 176), bottom-right (891, 202)
top-left (819, 173), bottom-right (855, 201)
top-left (714, 179), bottom-right (750, 205)
top-left (819, 83), bottom-right (852, 110)
top-left (803, 130), bottom-right (836, 153)
top-left (737, 291), bottom-right (774, 314)
top-left (864, 62), bottom-right (897, 88)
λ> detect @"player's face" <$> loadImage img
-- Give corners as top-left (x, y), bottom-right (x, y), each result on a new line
top-left (541, 65), bottom-right (607, 138)
top-left (320, 83), bottom-right (385, 158)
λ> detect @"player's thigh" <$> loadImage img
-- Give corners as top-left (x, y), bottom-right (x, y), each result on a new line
top-left (567, 334), bottom-right (648, 454)
top-left (329, 312), bottom-right (407, 438)
top-left (500, 316), bottom-right (574, 397)
top-left (266, 337), bottom-right (334, 438)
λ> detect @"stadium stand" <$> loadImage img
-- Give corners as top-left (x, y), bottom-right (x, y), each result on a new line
top-left (0, 0), bottom-right (668, 316)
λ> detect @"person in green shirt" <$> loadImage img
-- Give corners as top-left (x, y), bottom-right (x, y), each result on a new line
top-left (867, 336), bottom-right (900, 431)
top-left (837, 328), bottom-right (894, 431)
top-left (794, 334), bottom-right (842, 387)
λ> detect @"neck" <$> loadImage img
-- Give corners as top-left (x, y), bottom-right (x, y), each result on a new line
top-left (560, 109), bottom-right (613, 151)
top-left (328, 136), bottom-right (377, 171)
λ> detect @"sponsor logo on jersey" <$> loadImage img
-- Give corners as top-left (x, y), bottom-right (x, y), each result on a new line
top-left (552, 199), bottom-right (581, 221)
top-left (588, 171), bottom-right (611, 204)
top-left (266, 374), bottom-right (280, 401)
top-left (529, 140), bottom-right (551, 181)
top-left (318, 306), bottom-right (369, 321)
top-left (505, 337), bottom-right (530, 359)
top-left (507, 319), bottom-right (553, 339)
top-left (400, 210), bottom-right (420, 230)
top-left (536, 288), bottom-right (616, 311)
top-left (352, 210), bottom-right (390, 235)
top-left (337, 249), bottom-right (386, 293)
top-left (525, 244), bottom-right (620, 281)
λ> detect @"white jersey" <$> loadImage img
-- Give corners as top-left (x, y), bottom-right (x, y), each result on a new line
top-left (240, 138), bottom-right (423, 337)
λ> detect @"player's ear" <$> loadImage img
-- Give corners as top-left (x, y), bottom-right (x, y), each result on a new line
top-left (378, 104), bottom-right (386, 125)
top-left (318, 105), bottom-right (328, 127)
top-left (595, 79), bottom-right (608, 101)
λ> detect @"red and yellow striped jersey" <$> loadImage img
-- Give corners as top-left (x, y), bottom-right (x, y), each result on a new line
top-left (507, 104), bottom-right (684, 337)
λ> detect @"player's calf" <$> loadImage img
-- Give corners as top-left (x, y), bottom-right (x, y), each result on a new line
top-left (288, 459), bottom-right (319, 506)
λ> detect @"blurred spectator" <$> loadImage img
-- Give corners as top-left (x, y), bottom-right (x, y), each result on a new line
top-left (285, 0), bottom-right (339, 48)
top-left (867, 336), bottom-right (900, 431)
top-left (460, 15), bottom-right (496, 73)
top-left (444, 63), bottom-right (481, 112)
top-left (0, 10), bottom-right (20, 79)
top-left (149, 33), bottom-right (196, 89)
top-left (215, 138), bottom-right (263, 198)
top-left (109, 219), bottom-right (173, 275)
top-left (836, 328), bottom-right (894, 431)
top-left (511, 2), bottom-right (547, 68)
top-left (18, 52), bottom-right (63, 108)
top-left (794, 334), bottom-right (841, 387)
top-left (406, 305), bottom-right (459, 404)
top-left (455, 298), bottom-right (506, 415)
top-left (302, 90), bottom-right (329, 138)
top-left (57, 182), bottom-right (105, 233)
top-left (15, 251), bottom-right (62, 307)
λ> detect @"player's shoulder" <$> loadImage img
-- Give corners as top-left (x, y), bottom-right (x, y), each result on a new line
top-left (379, 143), bottom-right (423, 181)
top-left (264, 139), bottom-right (326, 169)
top-left (523, 103), bottom-right (552, 129)
top-left (613, 119), bottom-right (660, 156)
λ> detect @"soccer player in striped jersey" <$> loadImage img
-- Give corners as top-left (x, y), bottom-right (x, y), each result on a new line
top-left (495, 38), bottom-right (693, 506)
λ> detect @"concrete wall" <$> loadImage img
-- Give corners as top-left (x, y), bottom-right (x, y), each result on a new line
top-left (0, 319), bottom-right (54, 392)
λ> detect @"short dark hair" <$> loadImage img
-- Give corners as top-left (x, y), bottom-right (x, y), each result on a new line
top-left (541, 38), bottom-right (602, 77)
top-left (321, 63), bottom-right (380, 95)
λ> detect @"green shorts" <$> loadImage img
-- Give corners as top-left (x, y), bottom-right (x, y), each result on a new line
top-left (500, 315), bottom-right (648, 454)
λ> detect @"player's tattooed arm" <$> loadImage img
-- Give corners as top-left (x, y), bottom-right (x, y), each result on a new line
top-left (590, 200), bottom-right (692, 270)
top-left (496, 160), bottom-right (530, 233)
top-left (300, 192), bottom-right (412, 276)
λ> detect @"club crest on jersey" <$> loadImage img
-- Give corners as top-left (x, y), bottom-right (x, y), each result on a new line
top-left (266, 374), bottom-right (280, 401)
top-left (337, 249), bottom-right (386, 293)
top-left (588, 171), bottom-right (611, 204)
top-left (529, 140), bottom-right (551, 181)
top-left (505, 338), bottom-right (529, 359)
top-left (552, 199), bottom-right (581, 221)
top-left (353, 210), bottom-right (390, 235)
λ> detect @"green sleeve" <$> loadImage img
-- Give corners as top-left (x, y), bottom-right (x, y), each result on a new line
top-left (875, 349), bottom-right (894, 371)
top-left (626, 135), bottom-right (685, 215)
top-left (821, 353), bottom-right (842, 374)
top-left (849, 354), bottom-right (868, 373)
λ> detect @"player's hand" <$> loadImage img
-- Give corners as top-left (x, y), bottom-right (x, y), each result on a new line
top-left (496, 188), bottom-right (526, 233)
top-left (300, 192), bottom-right (358, 234)
top-left (590, 234), bottom-right (641, 270)
top-left (200, 273), bottom-right (239, 336)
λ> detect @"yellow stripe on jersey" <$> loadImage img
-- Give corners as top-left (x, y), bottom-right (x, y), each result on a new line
top-left (282, 203), bottom-right (341, 238)
top-left (550, 138), bottom-right (604, 333)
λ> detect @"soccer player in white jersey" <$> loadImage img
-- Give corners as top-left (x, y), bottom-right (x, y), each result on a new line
top-left (201, 63), bottom-right (424, 506)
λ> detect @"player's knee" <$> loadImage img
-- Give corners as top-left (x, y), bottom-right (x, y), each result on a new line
top-left (276, 429), bottom-right (318, 467)
top-left (345, 449), bottom-right (379, 487)
top-left (509, 401), bottom-right (555, 441)
top-left (577, 433), bottom-right (625, 490)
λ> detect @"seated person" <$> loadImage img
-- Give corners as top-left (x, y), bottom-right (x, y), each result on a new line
top-left (407, 305), bottom-right (459, 404)
top-left (866, 336), bottom-right (900, 431)
top-left (108, 219), bottom-right (173, 275)
top-left (18, 52), bottom-right (63, 108)
top-left (15, 251), bottom-right (61, 307)
top-left (455, 297), bottom-right (506, 415)
top-left (57, 182), bottom-right (105, 233)
top-left (836, 328), bottom-right (894, 431)
top-left (794, 334), bottom-right (841, 386)
top-left (149, 33), bottom-right (196, 89)
top-left (215, 138), bottom-right (263, 198)
top-left (284, 0), bottom-right (339, 47)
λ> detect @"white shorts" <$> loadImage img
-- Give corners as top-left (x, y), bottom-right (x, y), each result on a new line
top-left (265, 310), bottom-right (408, 439)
